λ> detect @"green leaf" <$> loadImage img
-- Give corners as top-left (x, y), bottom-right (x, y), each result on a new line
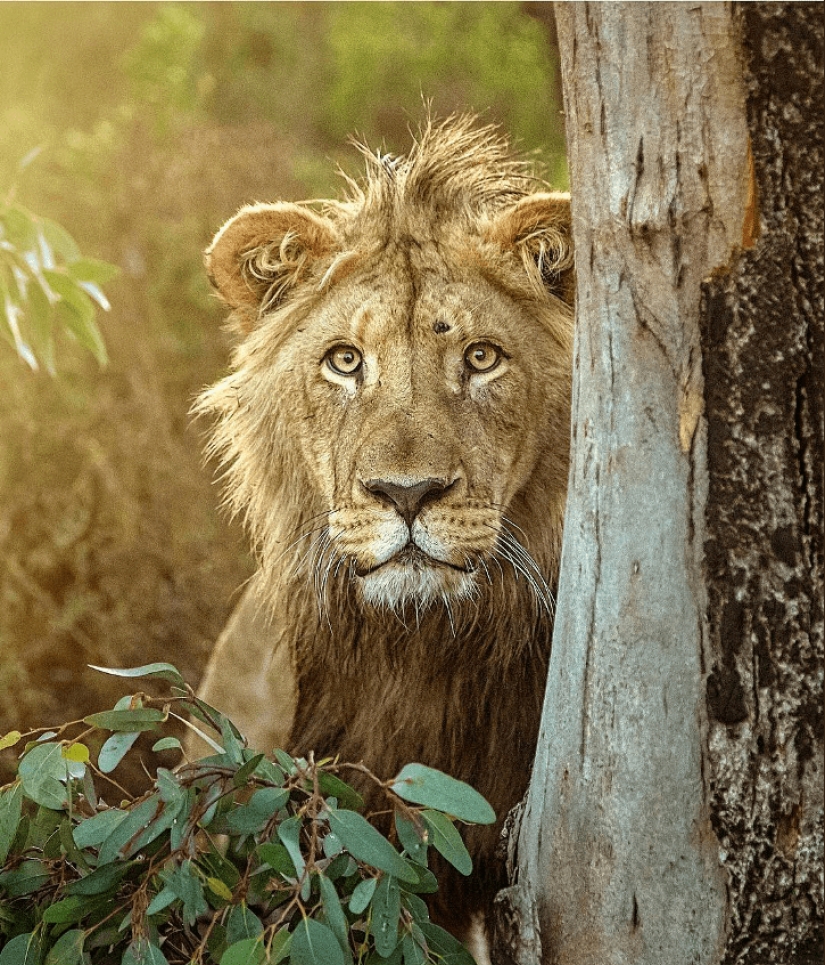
top-left (317, 771), bottom-right (364, 811)
top-left (43, 268), bottom-right (95, 321)
top-left (22, 269), bottom-right (56, 373)
top-left (98, 731), bottom-right (140, 772)
top-left (400, 892), bottom-right (430, 923)
top-left (391, 765), bottom-right (495, 825)
top-left (401, 930), bottom-right (427, 965)
top-left (160, 859), bottom-right (208, 925)
top-left (40, 216), bottom-right (81, 262)
top-left (395, 811), bottom-right (428, 867)
top-left (17, 742), bottom-right (68, 809)
top-left (152, 736), bottom-right (183, 753)
top-left (54, 296), bottom-right (108, 365)
top-left (0, 858), bottom-right (49, 897)
top-left (418, 922), bottom-right (476, 964)
top-left (67, 256), bottom-right (120, 285)
top-left (273, 748), bottom-right (300, 774)
top-left (225, 902), bottom-right (264, 944)
top-left (62, 742), bottom-right (90, 764)
top-left (59, 816), bottom-right (91, 869)
top-left (349, 875), bottom-right (377, 915)
top-left (276, 815), bottom-right (306, 879)
top-left (256, 841), bottom-right (296, 879)
top-left (319, 873), bottom-right (351, 958)
top-left (326, 852), bottom-right (356, 881)
top-left (0, 931), bottom-right (42, 965)
top-left (98, 790), bottom-right (182, 864)
top-left (220, 938), bottom-right (265, 965)
top-left (122, 939), bottom-right (169, 965)
top-left (251, 754), bottom-right (286, 784)
top-left (1, 206), bottom-right (38, 250)
top-left (421, 810), bottom-right (472, 876)
top-left (400, 860), bottom-right (438, 895)
top-left (371, 874), bottom-right (401, 958)
top-left (83, 708), bottom-right (166, 732)
top-left (269, 930), bottom-right (292, 964)
top-left (227, 787), bottom-right (289, 835)
top-left (233, 753), bottom-right (265, 788)
top-left (200, 844), bottom-right (242, 890)
top-left (0, 782), bottom-right (23, 865)
top-left (207, 875), bottom-right (234, 901)
top-left (72, 807), bottom-right (128, 848)
top-left (0, 730), bottom-right (22, 751)
top-left (146, 887), bottom-right (176, 915)
top-left (78, 280), bottom-right (111, 311)
top-left (44, 929), bottom-right (85, 965)
top-left (89, 662), bottom-right (186, 686)
top-left (219, 715), bottom-right (245, 765)
top-left (327, 809), bottom-right (417, 884)
top-left (323, 830), bottom-right (344, 858)
top-left (291, 918), bottom-right (345, 965)
top-left (65, 861), bottom-right (130, 896)
top-left (2, 288), bottom-right (37, 370)
top-left (42, 895), bottom-right (91, 923)
top-left (363, 946), bottom-right (403, 965)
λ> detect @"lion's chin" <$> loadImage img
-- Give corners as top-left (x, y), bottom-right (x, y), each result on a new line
top-left (358, 561), bottom-right (476, 611)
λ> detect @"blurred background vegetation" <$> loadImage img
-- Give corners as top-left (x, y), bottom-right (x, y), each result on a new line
top-left (0, 2), bottom-right (566, 784)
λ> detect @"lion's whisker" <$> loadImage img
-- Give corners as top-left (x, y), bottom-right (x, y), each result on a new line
top-left (493, 533), bottom-right (554, 618)
top-left (441, 591), bottom-right (457, 637)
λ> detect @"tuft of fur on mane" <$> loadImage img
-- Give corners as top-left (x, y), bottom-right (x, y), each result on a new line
top-left (346, 114), bottom-right (539, 215)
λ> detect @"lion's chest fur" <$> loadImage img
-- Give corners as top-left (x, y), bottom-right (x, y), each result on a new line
top-left (287, 597), bottom-right (551, 914)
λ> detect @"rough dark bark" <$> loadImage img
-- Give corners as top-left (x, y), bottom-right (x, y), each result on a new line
top-left (701, 4), bottom-right (824, 962)
top-left (494, 3), bottom-right (823, 964)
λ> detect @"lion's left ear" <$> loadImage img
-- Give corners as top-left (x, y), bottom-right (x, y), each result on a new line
top-left (485, 192), bottom-right (574, 306)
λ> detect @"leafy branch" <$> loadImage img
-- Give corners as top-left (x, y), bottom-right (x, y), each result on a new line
top-left (1, 158), bottom-right (119, 374)
top-left (0, 664), bottom-right (492, 964)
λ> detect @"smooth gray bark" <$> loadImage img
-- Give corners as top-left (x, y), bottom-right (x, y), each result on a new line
top-left (491, 4), bottom-right (823, 963)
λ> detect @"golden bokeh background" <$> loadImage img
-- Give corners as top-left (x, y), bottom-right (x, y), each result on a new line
top-left (0, 2), bottom-right (565, 784)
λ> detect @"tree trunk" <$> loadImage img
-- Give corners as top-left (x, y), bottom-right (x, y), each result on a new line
top-left (493, 4), bottom-right (823, 964)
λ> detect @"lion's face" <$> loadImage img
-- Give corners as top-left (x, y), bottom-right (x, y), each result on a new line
top-left (200, 123), bottom-right (573, 614)
top-left (283, 253), bottom-right (567, 610)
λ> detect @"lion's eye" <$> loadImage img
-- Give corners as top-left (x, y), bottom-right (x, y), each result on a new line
top-left (464, 341), bottom-right (503, 374)
top-left (326, 345), bottom-right (363, 376)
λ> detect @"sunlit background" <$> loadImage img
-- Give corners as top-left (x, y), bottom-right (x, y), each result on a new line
top-left (0, 2), bottom-right (565, 783)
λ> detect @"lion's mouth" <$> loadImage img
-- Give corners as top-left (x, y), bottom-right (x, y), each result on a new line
top-left (356, 543), bottom-right (473, 578)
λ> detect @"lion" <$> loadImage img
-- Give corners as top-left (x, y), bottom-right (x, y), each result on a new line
top-left (194, 116), bottom-right (573, 949)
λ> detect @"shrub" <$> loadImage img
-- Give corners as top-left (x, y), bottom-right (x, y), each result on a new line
top-left (0, 664), bottom-right (492, 964)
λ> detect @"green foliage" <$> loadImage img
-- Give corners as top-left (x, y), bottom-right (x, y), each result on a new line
top-left (323, 3), bottom-right (563, 157)
top-left (0, 190), bottom-right (118, 373)
top-left (0, 665), bottom-right (491, 963)
top-left (122, 7), bottom-right (208, 134)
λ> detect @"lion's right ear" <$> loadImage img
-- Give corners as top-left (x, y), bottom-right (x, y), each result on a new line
top-left (205, 203), bottom-right (337, 324)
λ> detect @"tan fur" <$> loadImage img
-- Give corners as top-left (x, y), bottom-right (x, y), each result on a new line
top-left (195, 116), bottom-right (573, 943)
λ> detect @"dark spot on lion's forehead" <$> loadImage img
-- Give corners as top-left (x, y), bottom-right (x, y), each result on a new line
top-left (433, 320), bottom-right (451, 334)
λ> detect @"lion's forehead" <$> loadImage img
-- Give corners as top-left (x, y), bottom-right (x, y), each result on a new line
top-left (318, 263), bottom-right (520, 352)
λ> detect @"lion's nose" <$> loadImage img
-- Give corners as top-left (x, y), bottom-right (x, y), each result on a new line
top-left (362, 476), bottom-right (454, 526)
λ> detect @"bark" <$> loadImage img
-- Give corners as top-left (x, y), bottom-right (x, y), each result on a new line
top-left (493, 3), bottom-right (822, 964)
top-left (702, 5), bottom-right (824, 961)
